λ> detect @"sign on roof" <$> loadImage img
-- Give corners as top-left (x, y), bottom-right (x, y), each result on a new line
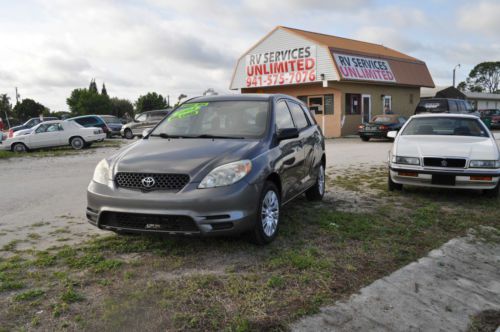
top-left (333, 53), bottom-right (396, 83)
top-left (245, 46), bottom-right (317, 87)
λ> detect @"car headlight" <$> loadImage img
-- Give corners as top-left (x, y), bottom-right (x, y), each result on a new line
top-left (469, 160), bottom-right (500, 168)
top-left (93, 159), bottom-right (111, 184)
top-left (392, 156), bottom-right (420, 165)
top-left (198, 160), bottom-right (252, 188)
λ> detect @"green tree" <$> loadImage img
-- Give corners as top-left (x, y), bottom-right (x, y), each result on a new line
top-left (89, 79), bottom-right (98, 94)
top-left (110, 97), bottom-right (134, 118)
top-left (459, 62), bottom-right (500, 93)
top-left (101, 83), bottom-right (108, 97)
top-left (0, 94), bottom-right (13, 127)
top-left (175, 93), bottom-right (187, 107)
top-left (134, 92), bottom-right (168, 112)
top-left (13, 98), bottom-right (50, 121)
top-left (66, 88), bottom-right (112, 115)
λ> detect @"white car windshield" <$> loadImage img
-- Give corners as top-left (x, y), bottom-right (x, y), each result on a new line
top-left (402, 117), bottom-right (489, 137)
top-left (150, 101), bottom-right (269, 139)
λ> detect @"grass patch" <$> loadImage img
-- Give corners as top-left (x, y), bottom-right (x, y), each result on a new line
top-left (14, 289), bottom-right (45, 301)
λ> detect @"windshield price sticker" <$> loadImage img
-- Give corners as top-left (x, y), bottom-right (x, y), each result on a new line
top-left (168, 103), bottom-right (208, 122)
top-left (245, 46), bottom-right (317, 87)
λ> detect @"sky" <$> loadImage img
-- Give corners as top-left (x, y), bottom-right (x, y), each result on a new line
top-left (0, 0), bottom-right (499, 112)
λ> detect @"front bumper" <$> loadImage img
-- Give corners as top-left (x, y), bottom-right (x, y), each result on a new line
top-left (359, 130), bottom-right (389, 138)
top-left (86, 179), bottom-right (262, 236)
top-left (390, 164), bottom-right (500, 189)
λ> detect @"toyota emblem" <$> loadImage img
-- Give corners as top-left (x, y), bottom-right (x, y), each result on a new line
top-left (441, 160), bottom-right (448, 167)
top-left (141, 177), bottom-right (156, 188)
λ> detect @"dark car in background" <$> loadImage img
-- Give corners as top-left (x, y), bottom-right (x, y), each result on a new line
top-left (415, 98), bottom-right (475, 115)
top-left (358, 114), bottom-right (407, 141)
top-left (478, 109), bottom-right (500, 129)
top-left (8, 117), bottom-right (58, 137)
top-left (120, 109), bottom-right (171, 139)
top-left (68, 115), bottom-right (111, 137)
top-left (87, 94), bottom-right (326, 244)
top-left (100, 115), bottom-right (123, 137)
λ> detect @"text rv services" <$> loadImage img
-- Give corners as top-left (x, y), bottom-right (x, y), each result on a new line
top-left (334, 54), bottom-right (396, 82)
top-left (245, 46), bottom-right (317, 87)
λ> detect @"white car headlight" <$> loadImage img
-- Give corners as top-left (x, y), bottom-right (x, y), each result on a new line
top-left (93, 159), bottom-right (111, 184)
top-left (469, 160), bottom-right (500, 168)
top-left (198, 160), bottom-right (252, 189)
top-left (392, 156), bottom-right (420, 165)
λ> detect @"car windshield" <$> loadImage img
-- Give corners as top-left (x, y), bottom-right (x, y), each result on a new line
top-left (150, 101), bottom-right (269, 139)
top-left (372, 116), bottom-right (396, 123)
top-left (402, 117), bottom-right (489, 137)
top-left (416, 100), bottom-right (448, 113)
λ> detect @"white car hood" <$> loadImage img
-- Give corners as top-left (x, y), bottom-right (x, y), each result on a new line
top-left (396, 135), bottom-right (499, 160)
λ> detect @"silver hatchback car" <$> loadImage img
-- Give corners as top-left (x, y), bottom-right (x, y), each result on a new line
top-left (87, 94), bottom-right (326, 244)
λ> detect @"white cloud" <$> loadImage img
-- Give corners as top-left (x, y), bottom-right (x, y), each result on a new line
top-left (457, 1), bottom-right (500, 36)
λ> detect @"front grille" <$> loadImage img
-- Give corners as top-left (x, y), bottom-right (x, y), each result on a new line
top-left (100, 212), bottom-right (199, 232)
top-left (423, 157), bottom-right (466, 168)
top-left (115, 172), bottom-right (189, 192)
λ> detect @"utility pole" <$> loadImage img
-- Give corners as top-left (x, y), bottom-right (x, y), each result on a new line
top-left (452, 64), bottom-right (461, 87)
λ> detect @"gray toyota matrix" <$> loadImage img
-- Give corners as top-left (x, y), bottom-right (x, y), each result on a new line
top-left (87, 94), bottom-right (326, 244)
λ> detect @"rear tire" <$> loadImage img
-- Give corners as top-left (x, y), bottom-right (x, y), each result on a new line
top-left (388, 172), bottom-right (403, 191)
top-left (306, 164), bottom-right (325, 201)
top-left (12, 143), bottom-right (28, 153)
top-left (360, 136), bottom-right (370, 142)
top-left (70, 137), bottom-right (85, 150)
top-left (124, 129), bottom-right (134, 139)
top-left (483, 182), bottom-right (499, 198)
top-left (250, 181), bottom-right (280, 245)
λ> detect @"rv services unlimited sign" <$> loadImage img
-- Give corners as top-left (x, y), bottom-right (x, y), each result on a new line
top-left (333, 53), bottom-right (396, 82)
top-left (245, 46), bottom-right (317, 87)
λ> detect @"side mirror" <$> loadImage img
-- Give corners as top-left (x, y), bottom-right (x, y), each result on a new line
top-left (142, 128), bottom-right (152, 137)
top-left (387, 131), bottom-right (398, 139)
top-left (277, 128), bottom-right (299, 141)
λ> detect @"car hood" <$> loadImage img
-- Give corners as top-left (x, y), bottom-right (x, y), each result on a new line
top-left (396, 135), bottom-right (499, 160)
top-left (111, 138), bottom-right (262, 182)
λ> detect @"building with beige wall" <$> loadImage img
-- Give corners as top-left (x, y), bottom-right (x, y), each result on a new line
top-left (230, 26), bottom-right (434, 137)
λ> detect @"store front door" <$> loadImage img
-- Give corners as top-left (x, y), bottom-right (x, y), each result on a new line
top-left (362, 95), bottom-right (371, 123)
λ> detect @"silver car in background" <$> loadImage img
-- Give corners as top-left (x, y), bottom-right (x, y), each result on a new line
top-left (120, 109), bottom-right (171, 139)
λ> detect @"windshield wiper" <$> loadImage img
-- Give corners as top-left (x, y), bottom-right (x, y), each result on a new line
top-left (191, 134), bottom-right (245, 139)
top-left (150, 133), bottom-right (190, 139)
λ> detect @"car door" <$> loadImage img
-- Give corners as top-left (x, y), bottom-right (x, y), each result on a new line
top-left (286, 100), bottom-right (318, 191)
top-left (274, 100), bottom-right (305, 202)
top-left (31, 123), bottom-right (62, 148)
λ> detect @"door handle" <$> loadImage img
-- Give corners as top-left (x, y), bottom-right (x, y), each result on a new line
top-left (284, 157), bottom-right (295, 165)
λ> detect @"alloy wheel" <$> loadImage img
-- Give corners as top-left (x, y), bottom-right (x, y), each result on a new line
top-left (261, 190), bottom-right (279, 237)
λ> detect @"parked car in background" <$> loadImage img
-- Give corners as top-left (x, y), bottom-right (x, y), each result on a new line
top-left (477, 109), bottom-right (500, 129)
top-left (68, 115), bottom-right (111, 137)
top-left (100, 115), bottom-right (123, 137)
top-left (358, 114), bottom-right (407, 141)
top-left (8, 117), bottom-right (58, 137)
top-left (87, 94), bottom-right (326, 244)
top-left (415, 98), bottom-right (475, 115)
top-left (0, 120), bottom-right (106, 152)
top-left (388, 114), bottom-right (500, 197)
top-left (120, 109), bottom-right (170, 139)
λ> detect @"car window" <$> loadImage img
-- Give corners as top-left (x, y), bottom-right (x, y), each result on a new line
top-left (149, 113), bottom-right (166, 121)
top-left (449, 100), bottom-right (458, 113)
top-left (457, 101), bottom-right (466, 113)
top-left (275, 101), bottom-right (295, 130)
top-left (300, 104), bottom-right (317, 125)
top-left (373, 115), bottom-right (397, 124)
top-left (399, 117), bottom-right (407, 124)
top-left (151, 101), bottom-right (269, 139)
top-left (135, 114), bottom-right (147, 122)
top-left (287, 101), bottom-right (309, 129)
top-left (45, 123), bottom-right (63, 132)
top-left (402, 117), bottom-right (489, 137)
top-left (415, 99), bottom-right (448, 113)
top-left (35, 124), bottom-right (50, 133)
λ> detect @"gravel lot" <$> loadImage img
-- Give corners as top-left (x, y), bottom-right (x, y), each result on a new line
top-left (0, 138), bottom-right (392, 253)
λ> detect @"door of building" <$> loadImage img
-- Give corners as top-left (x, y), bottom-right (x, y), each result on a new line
top-left (307, 96), bottom-right (324, 131)
top-left (362, 95), bottom-right (371, 123)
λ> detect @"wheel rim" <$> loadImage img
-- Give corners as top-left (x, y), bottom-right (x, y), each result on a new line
top-left (125, 130), bottom-right (132, 139)
top-left (72, 138), bottom-right (83, 149)
top-left (14, 144), bottom-right (25, 152)
top-left (261, 190), bottom-right (279, 237)
top-left (318, 165), bottom-right (325, 195)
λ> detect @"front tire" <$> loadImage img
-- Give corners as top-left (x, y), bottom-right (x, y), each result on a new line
top-left (388, 171), bottom-right (403, 191)
top-left (124, 129), bottom-right (134, 139)
top-left (12, 143), bottom-right (28, 153)
top-left (306, 164), bottom-right (325, 201)
top-left (250, 182), bottom-right (280, 245)
top-left (70, 137), bottom-right (85, 150)
top-left (483, 182), bottom-right (499, 198)
top-left (360, 135), bottom-right (370, 142)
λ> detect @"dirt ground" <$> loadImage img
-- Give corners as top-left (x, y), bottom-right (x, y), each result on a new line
top-left (0, 137), bottom-right (393, 254)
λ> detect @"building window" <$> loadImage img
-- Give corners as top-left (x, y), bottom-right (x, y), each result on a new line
top-left (383, 95), bottom-right (392, 114)
top-left (308, 96), bottom-right (324, 115)
top-left (345, 93), bottom-right (361, 115)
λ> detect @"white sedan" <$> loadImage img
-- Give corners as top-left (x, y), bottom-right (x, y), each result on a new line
top-left (0, 120), bottom-right (106, 152)
top-left (388, 114), bottom-right (500, 197)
